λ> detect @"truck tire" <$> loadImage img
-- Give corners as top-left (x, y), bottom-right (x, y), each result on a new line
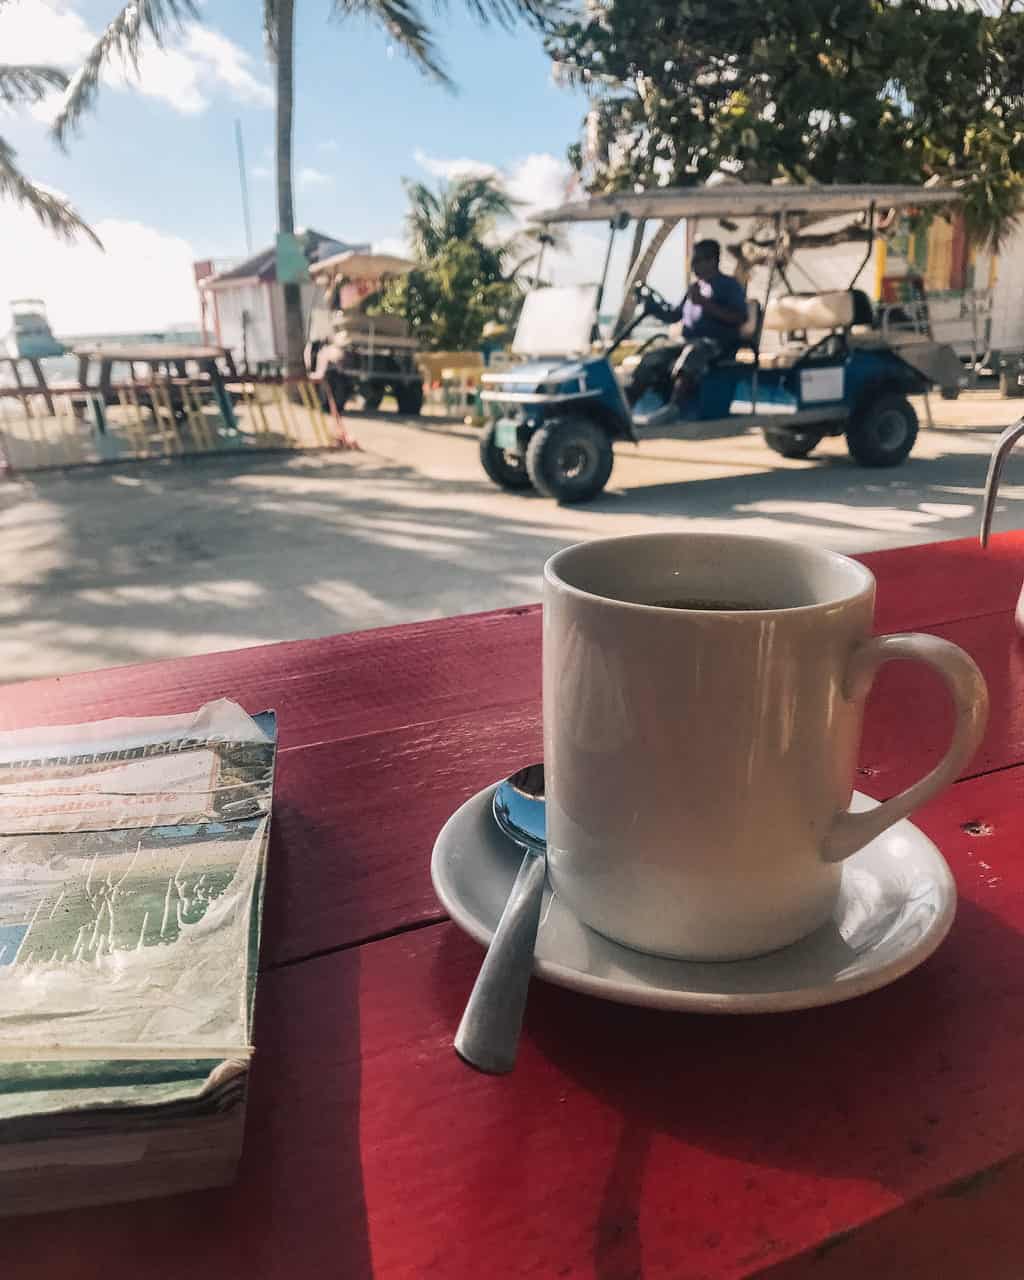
top-left (999, 366), bottom-right (1024, 398)
top-left (526, 417), bottom-right (614, 503)
top-left (361, 385), bottom-right (384, 411)
top-left (763, 426), bottom-right (822, 459)
top-left (846, 392), bottom-right (918, 467)
top-left (479, 422), bottom-right (532, 490)
top-left (396, 381), bottom-right (424, 414)
top-left (326, 370), bottom-right (352, 412)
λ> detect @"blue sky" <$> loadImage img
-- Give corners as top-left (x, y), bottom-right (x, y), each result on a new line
top-left (0, 0), bottom-right (594, 329)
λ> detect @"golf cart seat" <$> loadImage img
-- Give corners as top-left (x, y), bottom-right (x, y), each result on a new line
top-left (758, 289), bottom-right (873, 368)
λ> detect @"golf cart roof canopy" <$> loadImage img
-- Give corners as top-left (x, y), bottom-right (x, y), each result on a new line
top-left (310, 250), bottom-right (416, 283)
top-left (538, 182), bottom-right (961, 225)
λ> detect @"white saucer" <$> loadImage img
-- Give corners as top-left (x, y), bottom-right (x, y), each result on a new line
top-left (431, 783), bottom-right (957, 1014)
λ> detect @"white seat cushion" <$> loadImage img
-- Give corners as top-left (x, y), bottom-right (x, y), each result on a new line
top-left (762, 292), bottom-right (855, 332)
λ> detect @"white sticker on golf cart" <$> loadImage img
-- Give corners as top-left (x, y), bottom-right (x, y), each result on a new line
top-left (801, 368), bottom-right (844, 403)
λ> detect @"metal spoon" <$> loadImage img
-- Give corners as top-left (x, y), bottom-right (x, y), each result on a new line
top-left (454, 763), bottom-right (546, 1075)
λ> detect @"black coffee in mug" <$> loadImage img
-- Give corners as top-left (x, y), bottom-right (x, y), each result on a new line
top-left (648, 598), bottom-right (756, 611)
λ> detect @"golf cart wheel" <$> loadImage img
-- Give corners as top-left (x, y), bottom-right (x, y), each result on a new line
top-left (480, 422), bottom-right (532, 491)
top-left (940, 385), bottom-right (961, 401)
top-left (361, 385), bottom-right (384, 411)
top-left (526, 417), bottom-right (614, 503)
top-left (396, 381), bottom-right (424, 414)
top-left (846, 393), bottom-right (918, 467)
top-left (763, 426), bottom-right (822, 459)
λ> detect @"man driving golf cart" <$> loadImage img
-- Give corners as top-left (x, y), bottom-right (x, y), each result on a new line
top-left (630, 239), bottom-right (747, 424)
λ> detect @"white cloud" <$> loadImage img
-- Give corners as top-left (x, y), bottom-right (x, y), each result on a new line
top-left (413, 148), bottom-right (572, 219)
top-left (251, 165), bottom-right (272, 179)
top-left (0, 0), bottom-right (272, 122)
top-left (413, 149), bottom-right (499, 183)
top-left (372, 235), bottom-right (412, 258)
top-left (0, 0), bottom-right (92, 64)
top-left (505, 153), bottom-right (574, 218)
top-left (298, 166), bottom-right (332, 189)
top-left (184, 27), bottom-right (274, 107)
top-left (0, 202), bottom-right (200, 333)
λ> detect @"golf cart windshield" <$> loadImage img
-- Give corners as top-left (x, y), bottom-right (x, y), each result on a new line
top-left (513, 285), bottom-right (599, 357)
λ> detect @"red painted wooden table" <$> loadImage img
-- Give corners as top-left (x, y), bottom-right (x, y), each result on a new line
top-left (4, 533), bottom-right (1024, 1279)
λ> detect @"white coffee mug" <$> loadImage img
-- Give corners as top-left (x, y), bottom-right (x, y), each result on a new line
top-left (543, 532), bottom-right (988, 961)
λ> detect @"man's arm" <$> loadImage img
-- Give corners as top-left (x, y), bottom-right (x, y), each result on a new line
top-left (699, 279), bottom-right (747, 328)
top-left (646, 296), bottom-right (683, 325)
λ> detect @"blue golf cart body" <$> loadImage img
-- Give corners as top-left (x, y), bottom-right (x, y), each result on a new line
top-left (478, 183), bottom-right (964, 503)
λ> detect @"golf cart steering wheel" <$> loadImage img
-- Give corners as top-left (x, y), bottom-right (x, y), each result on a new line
top-left (634, 281), bottom-right (672, 317)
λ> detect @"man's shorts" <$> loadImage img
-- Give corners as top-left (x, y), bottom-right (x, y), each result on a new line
top-left (671, 337), bottom-right (724, 382)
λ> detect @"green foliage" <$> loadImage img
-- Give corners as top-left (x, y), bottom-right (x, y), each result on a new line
top-left (547, 0), bottom-right (1024, 248)
top-left (378, 175), bottom-right (525, 350)
top-left (0, 53), bottom-right (97, 243)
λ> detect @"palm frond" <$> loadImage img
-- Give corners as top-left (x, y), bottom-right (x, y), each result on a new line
top-left (404, 173), bottom-right (520, 260)
top-left (335, 0), bottom-right (451, 85)
top-left (0, 138), bottom-right (101, 246)
top-left (51, 0), bottom-right (199, 146)
top-left (438, 0), bottom-right (556, 31)
top-left (0, 65), bottom-right (69, 106)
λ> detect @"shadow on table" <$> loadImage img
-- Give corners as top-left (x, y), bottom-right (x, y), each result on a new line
top-left (436, 895), bottom-right (1024, 1278)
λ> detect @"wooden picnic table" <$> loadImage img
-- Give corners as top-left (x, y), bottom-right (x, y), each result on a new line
top-left (3, 533), bottom-right (1024, 1278)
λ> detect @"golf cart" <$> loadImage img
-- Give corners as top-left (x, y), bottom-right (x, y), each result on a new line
top-left (306, 251), bottom-right (424, 414)
top-left (479, 184), bottom-right (963, 502)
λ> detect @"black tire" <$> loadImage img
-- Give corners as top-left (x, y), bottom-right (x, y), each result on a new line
top-left (940, 385), bottom-right (960, 401)
top-left (999, 367), bottom-right (1024, 398)
top-left (763, 426), bottom-right (822, 459)
top-left (479, 423), bottom-right (532, 490)
top-left (846, 392), bottom-right (918, 467)
top-left (361, 385), bottom-right (384, 411)
top-left (395, 381), bottom-right (424, 414)
top-left (525, 416), bottom-right (614, 503)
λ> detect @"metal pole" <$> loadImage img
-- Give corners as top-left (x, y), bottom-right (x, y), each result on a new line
top-left (754, 212), bottom-right (784, 414)
top-left (235, 119), bottom-right (254, 256)
top-left (850, 202), bottom-right (876, 290)
top-left (534, 234), bottom-right (549, 287)
top-left (594, 219), bottom-right (619, 330)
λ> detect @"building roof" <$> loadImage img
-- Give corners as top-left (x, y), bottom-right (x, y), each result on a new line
top-left (204, 230), bottom-right (369, 288)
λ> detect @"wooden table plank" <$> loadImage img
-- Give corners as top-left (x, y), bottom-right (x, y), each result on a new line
top-left (861, 530), bottom-right (1024, 632)
top-left (5, 766), bottom-right (1024, 1279)
top-left (859, 608), bottom-right (1024, 793)
top-left (262, 703), bottom-right (542, 966)
top-left (0, 606), bottom-right (541, 749)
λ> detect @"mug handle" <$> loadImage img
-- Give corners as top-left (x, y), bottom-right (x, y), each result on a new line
top-left (822, 633), bottom-right (989, 864)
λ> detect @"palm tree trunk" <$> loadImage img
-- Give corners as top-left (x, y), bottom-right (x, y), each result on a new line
top-left (275, 0), bottom-right (305, 378)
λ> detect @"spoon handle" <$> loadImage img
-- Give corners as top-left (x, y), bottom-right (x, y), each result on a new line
top-left (454, 848), bottom-right (546, 1075)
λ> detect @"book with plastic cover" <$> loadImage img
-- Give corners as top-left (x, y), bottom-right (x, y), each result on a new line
top-left (0, 700), bottom-right (276, 1213)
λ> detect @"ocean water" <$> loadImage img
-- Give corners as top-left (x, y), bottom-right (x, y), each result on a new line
top-left (2, 329), bottom-right (204, 389)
